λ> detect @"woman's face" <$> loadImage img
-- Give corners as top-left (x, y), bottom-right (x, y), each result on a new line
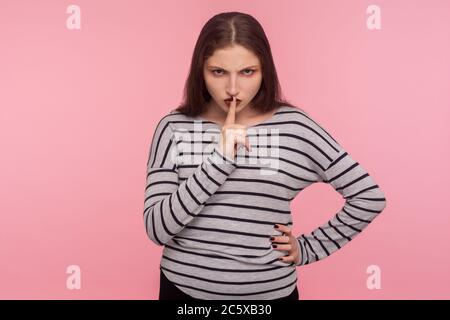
top-left (203, 44), bottom-right (263, 116)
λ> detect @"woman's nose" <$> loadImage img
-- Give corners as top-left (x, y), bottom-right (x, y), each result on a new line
top-left (226, 75), bottom-right (240, 95)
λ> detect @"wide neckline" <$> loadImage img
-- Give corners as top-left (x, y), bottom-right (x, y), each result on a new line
top-left (194, 106), bottom-right (285, 129)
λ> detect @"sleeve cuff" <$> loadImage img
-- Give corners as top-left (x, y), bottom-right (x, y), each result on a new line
top-left (210, 147), bottom-right (236, 165)
top-left (295, 236), bottom-right (308, 266)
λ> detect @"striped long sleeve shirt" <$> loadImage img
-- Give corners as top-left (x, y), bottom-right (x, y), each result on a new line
top-left (143, 105), bottom-right (387, 300)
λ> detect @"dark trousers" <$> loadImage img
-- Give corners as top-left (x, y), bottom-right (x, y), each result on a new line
top-left (159, 269), bottom-right (299, 300)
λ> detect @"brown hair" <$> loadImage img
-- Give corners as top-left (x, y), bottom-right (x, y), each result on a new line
top-left (174, 11), bottom-right (300, 117)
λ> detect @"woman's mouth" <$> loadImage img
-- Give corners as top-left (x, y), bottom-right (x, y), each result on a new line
top-left (224, 99), bottom-right (242, 107)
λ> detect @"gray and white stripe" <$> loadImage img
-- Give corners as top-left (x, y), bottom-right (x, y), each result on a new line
top-left (144, 105), bottom-right (387, 299)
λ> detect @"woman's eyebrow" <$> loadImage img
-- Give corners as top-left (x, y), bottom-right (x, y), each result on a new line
top-left (207, 65), bottom-right (259, 70)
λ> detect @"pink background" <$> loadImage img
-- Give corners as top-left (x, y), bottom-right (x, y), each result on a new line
top-left (1, 0), bottom-right (449, 299)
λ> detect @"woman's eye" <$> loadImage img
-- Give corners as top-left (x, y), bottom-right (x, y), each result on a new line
top-left (212, 69), bottom-right (255, 76)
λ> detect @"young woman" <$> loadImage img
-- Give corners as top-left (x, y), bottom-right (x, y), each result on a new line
top-left (144, 12), bottom-right (387, 300)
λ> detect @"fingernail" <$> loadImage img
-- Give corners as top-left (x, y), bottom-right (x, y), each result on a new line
top-left (274, 224), bottom-right (279, 229)
top-left (272, 244), bottom-right (277, 248)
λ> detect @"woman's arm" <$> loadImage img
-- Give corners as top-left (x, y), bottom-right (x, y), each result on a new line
top-left (294, 145), bottom-right (387, 266)
top-left (143, 116), bottom-right (236, 246)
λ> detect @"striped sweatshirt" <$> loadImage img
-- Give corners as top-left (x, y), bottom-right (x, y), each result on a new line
top-left (143, 105), bottom-right (387, 300)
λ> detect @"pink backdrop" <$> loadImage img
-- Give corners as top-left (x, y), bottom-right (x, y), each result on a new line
top-left (1, 0), bottom-right (449, 299)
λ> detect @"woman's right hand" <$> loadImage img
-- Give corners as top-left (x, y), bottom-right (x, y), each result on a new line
top-left (217, 96), bottom-right (251, 160)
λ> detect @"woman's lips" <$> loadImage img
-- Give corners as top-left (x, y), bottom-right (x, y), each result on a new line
top-left (224, 99), bottom-right (241, 107)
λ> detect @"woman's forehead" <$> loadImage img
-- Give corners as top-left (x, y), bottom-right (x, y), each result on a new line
top-left (205, 48), bottom-right (260, 68)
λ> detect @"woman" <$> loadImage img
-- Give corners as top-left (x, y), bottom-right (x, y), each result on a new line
top-left (144, 12), bottom-right (387, 300)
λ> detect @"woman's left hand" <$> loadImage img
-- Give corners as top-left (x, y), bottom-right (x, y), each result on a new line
top-left (271, 224), bottom-right (301, 264)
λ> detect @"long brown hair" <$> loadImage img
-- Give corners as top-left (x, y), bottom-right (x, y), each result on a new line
top-left (174, 11), bottom-right (299, 117)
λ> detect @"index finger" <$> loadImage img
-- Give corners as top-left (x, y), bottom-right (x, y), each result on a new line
top-left (224, 96), bottom-right (236, 126)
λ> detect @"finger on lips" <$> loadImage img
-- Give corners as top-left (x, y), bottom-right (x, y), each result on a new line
top-left (224, 96), bottom-right (236, 126)
top-left (224, 97), bottom-right (251, 152)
